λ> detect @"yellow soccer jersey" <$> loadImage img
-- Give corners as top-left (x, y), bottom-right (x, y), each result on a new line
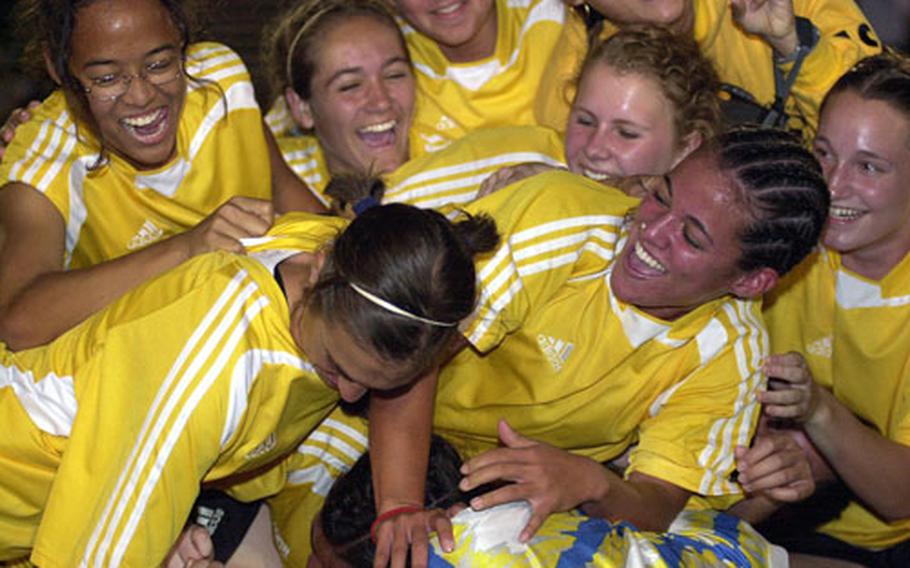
top-left (269, 406), bottom-right (369, 564)
top-left (434, 170), bottom-right (766, 507)
top-left (0, 42), bottom-right (272, 269)
top-left (278, 125), bottom-right (566, 210)
top-left (384, 125), bottom-right (565, 209)
top-left (765, 248), bottom-right (910, 548)
top-left (0, 213), bottom-right (347, 566)
top-left (405, 0), bottom-right (585, 156)
top-left (276, 134), bottom-right (330, 208)
top-left (600, 0), bottom-right (880, 140)
top-left (430, 504), bottom-right (786, 567)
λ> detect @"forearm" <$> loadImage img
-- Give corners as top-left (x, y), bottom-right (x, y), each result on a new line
top-left (368, 369), bottom-right (437, 512)
top-left (807, 389), bottom-right (910, 521)
top-left (0, 234), bottom-right (190, 349)
top-left (728, 494), bottom-right (783, 525)
top-left (580, 470), bottom-right (690, 532)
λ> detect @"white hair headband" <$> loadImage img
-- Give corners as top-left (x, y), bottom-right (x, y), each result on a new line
top-left (348, 283), bottom-right (457, 328)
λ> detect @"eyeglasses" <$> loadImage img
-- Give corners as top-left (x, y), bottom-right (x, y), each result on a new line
top-left (81, 55), bottom-right (184, 102)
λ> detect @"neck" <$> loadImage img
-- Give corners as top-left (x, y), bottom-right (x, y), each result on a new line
top-left (841, 247), bottom-right (909, 281)
top-left (439, 9), bottom-right (498, 62)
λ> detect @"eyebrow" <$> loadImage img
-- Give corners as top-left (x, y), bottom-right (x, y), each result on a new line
top-left (666, 175), bottom-right (714, 246)
top-left (82, 44), bottom-right (179, 69)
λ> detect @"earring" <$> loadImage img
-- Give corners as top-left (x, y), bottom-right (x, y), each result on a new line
top-left (639, 221), bottom-right (647, 232)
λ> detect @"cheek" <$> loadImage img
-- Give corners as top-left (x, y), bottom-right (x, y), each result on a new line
top-left (563, 127), bottom-right (587, 165)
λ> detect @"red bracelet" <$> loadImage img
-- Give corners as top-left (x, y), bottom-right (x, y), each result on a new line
top-left (370, 505), bottom-right (423, 543)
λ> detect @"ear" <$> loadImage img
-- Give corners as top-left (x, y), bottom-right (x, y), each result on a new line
top-left (285, 87), bottom-right (314, 130)
top-left (309, 250), bottom-right (326, 286)
top-left (671, 131), bottom-right (703, 169)
top-left (44, 49), bottom-right (62, 85)
top-left (729, 267), bottom-right (779, 299)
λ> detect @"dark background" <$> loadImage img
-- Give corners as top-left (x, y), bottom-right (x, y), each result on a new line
top-left (1, 0), bottom-right (908, 126)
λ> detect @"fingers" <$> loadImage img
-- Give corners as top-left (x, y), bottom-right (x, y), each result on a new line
top-left (763, 352), bottom-right (811, 385)
top-left (431, 513), bottom-right (455, 553)
top-left (460, 454), bottom-right (521, 492)
top-left (467, 482), bottom-right (530, 512)
top-left (518, 510), bottom-right (548, 543)
top-left (497, 419), bottom-right (535, 449)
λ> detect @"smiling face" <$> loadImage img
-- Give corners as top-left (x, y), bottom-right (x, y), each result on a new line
top-left (68, 0), bottom-right (186, 169)
top-left (584, 0), bottom-right (693, 31)
top-left (393, 0), bottom-right (498, 62)
top-left (610, 150), bottom-right (755, 320)
top-left (565, 63), bottom-right (684, 184)
top-left (814, 90), bottom-right (910, 278)
top-left (294, 15), bottom-right (415, 176)
top-left (293, 304), bottom-right (416, 403)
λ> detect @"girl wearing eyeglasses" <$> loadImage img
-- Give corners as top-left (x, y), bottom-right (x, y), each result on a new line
top-left (0, 0), bottom-right (324, 351)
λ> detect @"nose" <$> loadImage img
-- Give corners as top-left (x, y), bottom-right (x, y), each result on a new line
top-left (639, 209), bottom-right (675, 248)
top-left (366, 79), bottom-right (393, 112)
top-left (825, 161), bottom-right (850, 201)
top-left (337, 377), bottom-right (368, 403)
top-left (584, 127), bottom-right (614, 162)
top-left (120, 74), bottom-right (156, 107)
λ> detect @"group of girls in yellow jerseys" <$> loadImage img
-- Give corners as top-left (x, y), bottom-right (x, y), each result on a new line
top-left (0, 0), bottom-right (906, 566)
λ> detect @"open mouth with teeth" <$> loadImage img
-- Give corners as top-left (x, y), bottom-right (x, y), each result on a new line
top-left (829, 206), bottom-right (865, 222)
top-left (357, 120), bottom-right (398, 148)
top-left (581, 168), bottom-right (615, 183)
top-left (631, 240), bottom-right (667, 274)
top-left (121, 107), bottom-right (170, 145)
top-left (433, 0), bottom-right (467, 17)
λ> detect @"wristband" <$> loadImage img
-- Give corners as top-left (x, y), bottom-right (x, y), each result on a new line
top-left (370, 506), bottom-right (423, 543)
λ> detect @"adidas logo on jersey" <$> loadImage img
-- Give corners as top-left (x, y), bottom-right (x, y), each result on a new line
top-left (420, 133), bottom-right (451, 154)
top-left (806, 336), bottom-right (833, 358)
top-left (127, 219), bottom-right (164, 250)
top-left (245, 432), bottom-right (277, 460)
top-left (537, 334), bottom-right (574, 372)
top-left (195, 505), bottom-right (224, 535)
top-left (435, 115), bottom-right (456, 131)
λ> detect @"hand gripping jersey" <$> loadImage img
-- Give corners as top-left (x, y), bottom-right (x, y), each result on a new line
top-left (599, 0), bottom-right (881, 140)
top-left (0, 42), bottom-right (272, 269)
top-left (435, 170), bottom-right (766, 509)
top-left (278, 125), bottom-right (566, 209)
top-left (405, 0), bottom-right (586, 156)
top-left (0, 213), bottom-right (346, 565)
top-left (765, 248), bottom-right (910, 548)
top-left (429, 503), bottom-right (787, 567)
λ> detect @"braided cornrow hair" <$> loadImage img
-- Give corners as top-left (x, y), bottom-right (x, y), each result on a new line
top-left (713, 127), bottom-right (829, 277)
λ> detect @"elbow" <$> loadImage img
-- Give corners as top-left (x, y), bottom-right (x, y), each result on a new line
top-left (0, 307), bottom-right (48, 351)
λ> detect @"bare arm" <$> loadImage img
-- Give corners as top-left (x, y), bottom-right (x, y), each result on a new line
top-left (805, 388), bottom-right (910, 521)
top-left (762, 351), bottom-right (910, 521)
top-left (370, 369), bottom-right (453, 568)
top-left (0, 182), bottom-right (272, 349)
top-left (264, 124), bottom-right (326, 215)
top-left (461, 421), bottom-right (691, 537)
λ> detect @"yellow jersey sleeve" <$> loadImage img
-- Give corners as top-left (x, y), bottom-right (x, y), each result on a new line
top-left (10, 250), bottom-right (337, 565)
top-left (268, 407), bottom-right (369, 564)
top-left (406, 0), bottom-right (586, 156)
top-left (275, 134), bottom-right (330, 207)
top-left (1, 42), bottom-right (273, 269)
top-left (384, 125), bottom-right (566, 209)
top-left (459, 170), bottom-right (638, 353)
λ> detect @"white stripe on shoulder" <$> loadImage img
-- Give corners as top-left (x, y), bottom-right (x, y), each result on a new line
top-left (111, 290), bottom-right (271, 565)
top-left (1, 364), bottom-right (76, 437)
top-left (305, 431), bottom-right (367, 463)
top-left (286, 464), bottom-right (343, 496)
top-left (189, 81), bottom-right (258, 160)
top-left (63, 155), bottom-right (97, 269)
top-left (220, 349), bottom-right (311, 447)
top-left (82, 269), bottom-right (255, 565)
